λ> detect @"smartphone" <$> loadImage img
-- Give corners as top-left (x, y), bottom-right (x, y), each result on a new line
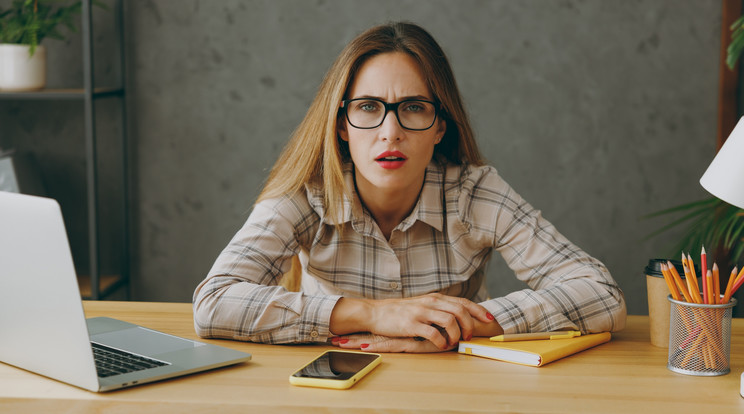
top-left (289, 350), bottom-right (382, 390)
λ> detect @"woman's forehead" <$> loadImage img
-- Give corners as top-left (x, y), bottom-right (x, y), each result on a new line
top-left (347, 52), bottom-right (432, 99)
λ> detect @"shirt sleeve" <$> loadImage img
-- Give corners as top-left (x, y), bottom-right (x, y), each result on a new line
top-left (459, 166), bottom-right (627, 334)
top-left (192, 193), bottom-right (341, 344)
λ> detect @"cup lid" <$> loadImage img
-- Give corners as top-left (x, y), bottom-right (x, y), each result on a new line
top-left (645, 258), bottom-right (690, 278)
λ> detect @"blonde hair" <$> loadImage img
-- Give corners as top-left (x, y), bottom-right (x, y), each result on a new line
top-left (257, 22), bottom-right (484, 223)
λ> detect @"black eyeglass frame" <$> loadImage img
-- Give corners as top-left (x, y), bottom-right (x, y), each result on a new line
top-left (340, 98), bottom-right (440, 131)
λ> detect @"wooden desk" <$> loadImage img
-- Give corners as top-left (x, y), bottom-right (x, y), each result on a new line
top-left (1, 301), bottom-right (744, 413)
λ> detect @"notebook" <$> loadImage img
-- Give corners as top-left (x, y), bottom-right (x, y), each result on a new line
top-left (458, 332), bottom-right (611, 367)
top-left (0, 191), bottom-right (251, 392)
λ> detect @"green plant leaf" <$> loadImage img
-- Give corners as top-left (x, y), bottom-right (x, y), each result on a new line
top-left (644, 197), bottom-right (744, 271)
top-left (642, 197), bottom-right (719, 219)
top-left (0, 0), bottom-right (106, 53)
top-left (728, 15), bottom-right (744, 70)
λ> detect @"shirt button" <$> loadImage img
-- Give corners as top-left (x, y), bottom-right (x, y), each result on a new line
top-left (389, 282), bottom-right (399, 289)
top-left (310, 330), bottom-right (319, 338)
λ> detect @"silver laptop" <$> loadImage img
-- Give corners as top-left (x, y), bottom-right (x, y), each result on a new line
top-left (0, 191), bottom-right (251, 392)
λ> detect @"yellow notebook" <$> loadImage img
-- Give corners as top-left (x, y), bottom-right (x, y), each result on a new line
top-left (457, 332), bottom-right (611, 367)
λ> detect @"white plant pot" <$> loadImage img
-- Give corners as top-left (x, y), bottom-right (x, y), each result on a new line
top-left (0, 44), bottom-right (47, 91)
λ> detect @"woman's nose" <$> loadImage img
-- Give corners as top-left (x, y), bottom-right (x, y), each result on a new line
top-left (379, 109), bottom-right (403, 142)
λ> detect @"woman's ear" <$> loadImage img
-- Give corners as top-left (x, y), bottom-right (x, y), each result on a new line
top-left (434, 118), bottom-right (446, 144)
top-left (338, 118), bottom-right (349, 142)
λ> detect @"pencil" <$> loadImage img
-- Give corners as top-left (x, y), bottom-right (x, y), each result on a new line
top-left (701, 247), bottom-right (708, 304)
top-left (682, 254), bottom-right (703, 304)
top-left (660, 263), bottom-right (682, 301)
top-left (725, 266), bottom-right (744, 302)
top-left (735, 266), bottom-right (744, 287)
top-left (706, 269), bottom-right (715, 305)
top-left (730, 271), bottom-right (744, 298)
top-left (689, 253), bottom-right (705, 303)
top-left (723, 266), bottom-right (738, 304)
top-left (666, 260), bottom-right (692, 302)
top-left (712, 263), bottom-right (720, 304)
top-left (687, 253), bottom-right (710, 304)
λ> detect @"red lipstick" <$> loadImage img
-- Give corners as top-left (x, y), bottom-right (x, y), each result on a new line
top-left (375, 151), bottom-right (407, 169)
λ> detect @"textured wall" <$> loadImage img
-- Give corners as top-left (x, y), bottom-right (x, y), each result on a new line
top-left (0, 0), bottom-right (722, 315)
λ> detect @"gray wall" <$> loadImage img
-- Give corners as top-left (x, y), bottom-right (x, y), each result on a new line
top-left (0, 0), bottom-right (722, 316)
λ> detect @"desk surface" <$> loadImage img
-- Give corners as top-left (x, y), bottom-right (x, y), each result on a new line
top-left (1, 301), bottom-right (743, 413)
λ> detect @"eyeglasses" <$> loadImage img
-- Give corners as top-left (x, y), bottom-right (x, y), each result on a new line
top-left (340, 98), bottom-right (439, 131)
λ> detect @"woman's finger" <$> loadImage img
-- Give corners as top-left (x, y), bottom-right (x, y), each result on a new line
top-left (432, 294), bottom-right (495, 323)
top-left (361, 337), bottom-right (452, 353)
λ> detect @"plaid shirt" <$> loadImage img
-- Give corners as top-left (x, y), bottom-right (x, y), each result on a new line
top-left (193, 161), bottom-right (626, 343)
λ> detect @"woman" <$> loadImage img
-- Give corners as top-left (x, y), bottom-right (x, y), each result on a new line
top-left (193, 22), bottom-right (626, 353)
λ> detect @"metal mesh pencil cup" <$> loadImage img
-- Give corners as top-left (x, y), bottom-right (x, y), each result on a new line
top-left (667, 295), bottom-right (736, 376)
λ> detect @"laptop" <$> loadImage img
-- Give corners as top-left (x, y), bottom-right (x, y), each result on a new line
top-left (0, 191), bottom-right (251, 392)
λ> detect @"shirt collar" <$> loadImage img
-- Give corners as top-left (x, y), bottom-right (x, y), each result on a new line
top-left (305, 160), bottom-right (445, 233)
top-left (399, 161), bottom-right (444, 232)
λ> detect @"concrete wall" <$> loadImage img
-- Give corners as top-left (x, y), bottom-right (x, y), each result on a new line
top-left (0, 0), bottom-right (723, 315)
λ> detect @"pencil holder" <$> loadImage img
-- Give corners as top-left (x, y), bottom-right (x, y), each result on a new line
top-left (667, 295), bottom-right (736, 376)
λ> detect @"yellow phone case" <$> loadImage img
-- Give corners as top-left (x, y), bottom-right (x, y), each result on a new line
top-left (289, 350), bottom-right (381, 390)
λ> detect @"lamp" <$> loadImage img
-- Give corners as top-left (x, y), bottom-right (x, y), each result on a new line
top-left (700, 116), bottom-right (744, 209)
top-left (699, 116), bottom-right (744, 397)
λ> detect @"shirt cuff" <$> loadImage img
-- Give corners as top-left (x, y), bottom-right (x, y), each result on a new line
top-left (482, 297), bottom-right (530, 335)
top-left (299, 294), bottom-right (342, 342)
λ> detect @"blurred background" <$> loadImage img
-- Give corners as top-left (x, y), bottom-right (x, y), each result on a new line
top-left (0, 0), bottom-right (734, 315)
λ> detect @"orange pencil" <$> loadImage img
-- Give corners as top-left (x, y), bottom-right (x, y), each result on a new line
top-left (666, 260), bottom-right (692, 302)
top-left (735, 266), bottom-right (744, 287)
top-left (731, 273), bottom-right (744, 298)
top-left (682, 253), bottom-right (708, 303)
top-left (660, 263), bottom-right (682, 301)
top-left (706, 269), bottom-right (715, 305)
top-left (682, 254), bottom-right (703, 304)
top-left (723, 266), bottom-right (738, 304)
top-left (729, 267), bottom-right (744, 298)
top-left (712, 263), bottom-right (720, 304)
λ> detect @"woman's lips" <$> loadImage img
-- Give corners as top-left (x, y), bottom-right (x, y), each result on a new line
top-left (375, 151), bottom-right (407, 169)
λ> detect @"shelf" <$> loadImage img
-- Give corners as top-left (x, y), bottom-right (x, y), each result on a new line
top-left (77, 274), bottom-right (126, 300)
top-left (0, 87), bottom-right (124, 100)
top-left (2, 0), bottom-right (130, 301)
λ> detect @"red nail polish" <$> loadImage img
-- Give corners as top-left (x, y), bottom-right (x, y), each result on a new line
top-left (465, 335), bottom-right (472, 341)
top-left (486, 313), bottom-right (494, 321)
top-left (340, 339), bottom-right (349, 344)
top-left (360, 343), bottom-right (369, 349)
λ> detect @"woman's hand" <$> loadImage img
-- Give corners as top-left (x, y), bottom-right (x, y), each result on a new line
top-left (329, 293), bottom-right (500, 350)
top-left (331, 333), bottom-right (454, 353)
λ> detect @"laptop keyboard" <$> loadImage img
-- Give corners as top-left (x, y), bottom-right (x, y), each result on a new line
top-left (92, 342), bottom-right (169, 378)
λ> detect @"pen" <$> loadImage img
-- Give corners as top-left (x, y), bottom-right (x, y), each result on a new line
top-left (490, 331), bottom-right (582, 342)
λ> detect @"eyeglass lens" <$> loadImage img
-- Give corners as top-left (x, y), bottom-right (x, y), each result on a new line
top-left (345, 99), bottom-right (436, 130)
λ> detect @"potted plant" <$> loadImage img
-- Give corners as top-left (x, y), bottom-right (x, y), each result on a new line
top-left (0, 0), bottom-right (84, 91)
top-left (647, 15), bottom-right (744, 275)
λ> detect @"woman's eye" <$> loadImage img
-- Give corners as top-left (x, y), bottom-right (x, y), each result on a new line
top-left (402, 102), bottom-right (425, 112)
top-left (356, 102), bottom-right (380, 112)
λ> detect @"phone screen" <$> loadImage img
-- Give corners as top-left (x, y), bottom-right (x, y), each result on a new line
top-left (291, 351), bottom-right (379, 380)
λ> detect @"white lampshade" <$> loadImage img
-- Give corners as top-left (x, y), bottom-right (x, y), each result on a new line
top-left (700, 116), bottom-right (744, 209)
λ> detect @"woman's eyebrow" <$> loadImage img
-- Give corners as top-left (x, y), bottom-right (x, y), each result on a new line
top-left (349, 94), bottom-right (432, 101)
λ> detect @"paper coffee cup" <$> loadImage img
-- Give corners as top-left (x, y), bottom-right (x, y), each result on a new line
top-left (645, 259), bottom-right (687, 348)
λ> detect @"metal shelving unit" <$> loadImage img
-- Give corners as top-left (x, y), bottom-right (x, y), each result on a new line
top-left (0, 0), bottom-right (129, 300)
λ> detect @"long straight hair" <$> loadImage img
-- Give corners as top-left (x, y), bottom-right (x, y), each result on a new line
top-left (257, 22), bottom-right (484, 224)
